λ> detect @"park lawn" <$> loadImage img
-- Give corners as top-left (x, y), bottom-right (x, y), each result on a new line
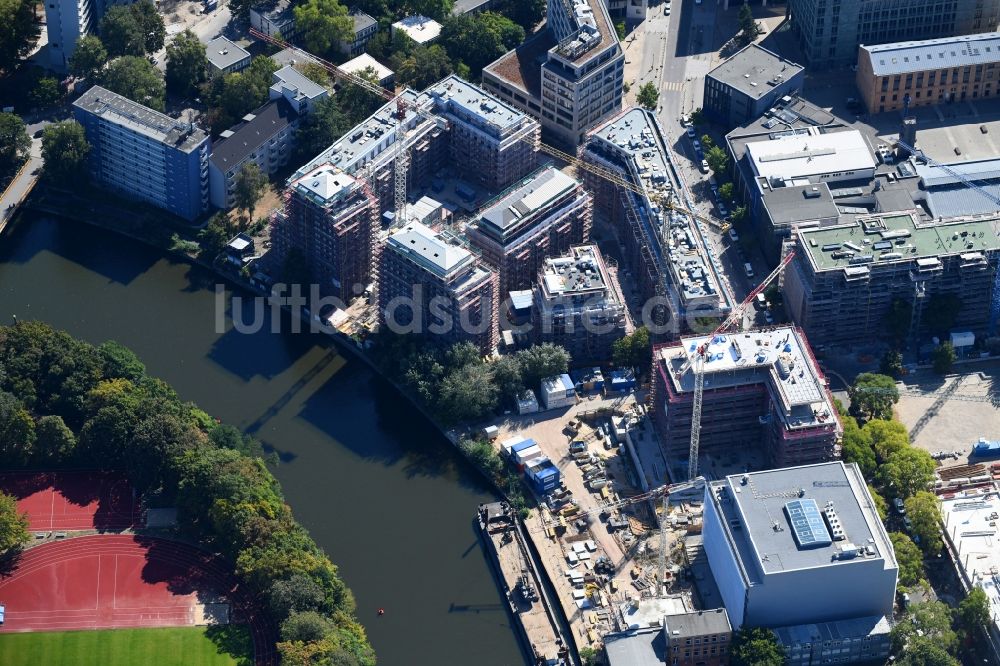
top-left (0, 626), bottom-right (252, 666)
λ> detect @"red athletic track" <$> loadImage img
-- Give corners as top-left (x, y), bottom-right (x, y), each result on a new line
top-left (0, 471), bottom-right (139, 531)
top-left (0, 535), bottom-right (277, 665)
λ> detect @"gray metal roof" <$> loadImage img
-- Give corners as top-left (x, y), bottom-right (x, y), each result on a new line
top-left (664, 609), bottom-right (731, 639)
top-left (73, 85), bottom-right (208, 153)
top-left (604, 628), bottom-right (665, 666)
top-left (708, 44), bottom-right (803, 99)
top-left (386, 221), bottom-right (474, 278)
top-left (426, 74), bottom-right (531, 133)
top-left (476, 167), bottom-right (579, 238)
top-left (210, 98), bottom-right (297, 170)
top-left (772, 614), bottom-right (891, 645)
top-left (205, 37), bottom-right (250, 71)
top-left (862, 31), bottom-right (1000, 77)
top-left (709, 462), bottom-right (893, 579)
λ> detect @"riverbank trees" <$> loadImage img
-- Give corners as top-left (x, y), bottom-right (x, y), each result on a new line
top-left (0, 321), bottom-right (374, 665)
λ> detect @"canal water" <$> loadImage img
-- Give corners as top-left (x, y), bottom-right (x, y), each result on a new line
top-left (0, 216), bottom-right (524, 665)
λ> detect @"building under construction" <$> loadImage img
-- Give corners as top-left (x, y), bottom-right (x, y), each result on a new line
top-left (466, 166), bottom-right (592, 296)
top-left (532, 244), bottom-right (628, 364)
top-left (582, 108), bottom-right (732, 335)
top-left (783, 209), bottom-right (1000, 347)
top-left (379, 221), bottom-right (499, 353)
top-left (295, 75), bottom-right (540, 217)
top-left (651, 326), bottom-right (841, 469)
top-left (269, 163), bottom-right (379, 303)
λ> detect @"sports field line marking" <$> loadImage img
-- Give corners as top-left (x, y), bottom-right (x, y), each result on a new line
top-left (96, 552), bottom-right (102, 609)
top-left (48, 486), bottom-right (55, 532)
top-left (113, 554), bottom-right (118, 610)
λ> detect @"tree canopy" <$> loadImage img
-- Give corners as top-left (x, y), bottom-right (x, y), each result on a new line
top-left (736, 3), bottom-right (761, 46)
top-left (932, 342), bottom-right (956, 375)
top-left (905, 491), bottom-right (943, 555)
top-left (849, 372), bottom-right (899, 421)
top-left (99, 0), bottom-right (165, 57)
top-left (102, 56), bottom-right (166, 111)
top-left (0, 321), bottom-right (374, 664)
top-left (892, 600), bottom-right (958, 656)
top-left (204, 56), bottom-right (279, 133)
top-left (956, 587), bottom-right (991, 640)
top-left (296, 95), bottom-right (352, 161)
top-left (890, 531), bottom-right (925, 587)
top-left (440, 12), bottom-right (524, 77)
top-left (612, 327), bottom-right (651, 374)
top-left (0, 0), bottom-right (39, 73)
top-left (294, 0), bottom-right (353, 58)
top-left (0, 491), bottom-right (29, 553)
top-left (636, 82), bottom-right (658, 110)
top-left (41, 121), bottom-right (91, 180)
top-left (166, 30), bottom-right (208, 97)
top-left (69, 35), bottom-right (109, 81)
top-left (395, 44), bottom-right (453, 90)
top-left (705, 145), bottom-right (729, 174)
top-left (840, 415), bottom-right (876, 478)
top-left (731, 627), bottom-right (785, 666)
top-left (233, 162), bottom-right (268, 223)
top-left (0, 112), bottom-right (30, 178)
top-left (881, 447), bottom-right (936, 500)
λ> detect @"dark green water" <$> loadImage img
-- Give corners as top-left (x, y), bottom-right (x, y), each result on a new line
top-left (0, 215), bottom-right (524, 666)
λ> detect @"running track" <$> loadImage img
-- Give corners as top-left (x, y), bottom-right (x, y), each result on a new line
top-left (0, 471), bottom-right (139, 531)
top-left (0, 535), bottom-right (277, 665)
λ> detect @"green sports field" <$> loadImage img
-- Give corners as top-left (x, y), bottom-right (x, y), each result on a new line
top-left (0, 626), bottom-right (252, 666)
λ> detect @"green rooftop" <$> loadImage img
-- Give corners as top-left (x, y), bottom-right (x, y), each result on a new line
top-left (800, 211), bottom-right (1000, 272)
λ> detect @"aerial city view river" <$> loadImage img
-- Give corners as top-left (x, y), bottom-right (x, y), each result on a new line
top-left (0, 215), bottom-right (524, 665)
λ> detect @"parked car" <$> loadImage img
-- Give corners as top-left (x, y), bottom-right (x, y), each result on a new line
top-left (700, 159), bottom-right (709, 173)
top-left (893, 497), bottom-right (906, 514)
top-left (687, 127), bottom-right (696, 139)
top-left (728, 228), bottom-right (739, 242)
top-left (744, 262), bottom-right (754, 278)
top-left (718, 203), bottom-right (728, 217)
top-left (764, 311), bottom-right (774, 324)
top-left (692, 139), bottom-right (701, 151)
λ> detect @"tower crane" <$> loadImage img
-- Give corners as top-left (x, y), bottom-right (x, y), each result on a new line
top-left (247, 30), bottom-right (732, 234)
top-left (894, 138), bottom-right (1000, 333)
top-left (675, 251), bottom-right (796, 480)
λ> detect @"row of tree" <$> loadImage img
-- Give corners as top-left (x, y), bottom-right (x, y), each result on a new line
top-left (0, 321), bottom-right (374, 665)
top-left (375, 334), bottom-right (570, 426)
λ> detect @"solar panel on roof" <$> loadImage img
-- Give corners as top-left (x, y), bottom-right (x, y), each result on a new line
top-left (785, 499), bottom-right (832, 548)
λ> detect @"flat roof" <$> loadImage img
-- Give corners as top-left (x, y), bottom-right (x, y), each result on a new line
top-left (538, 244), bottom-right (616, 300)
top-left (386, 221), bottom-right (474, 278)
top-left (772, 615), bottom-right (891, 646)
top-left (707, 44), bottom-right (803, 99)
top-left (604, 629), bottom-right (665, 666)
top-left (941, 489), bottom-right (1000, 637)
top-left (799, 210), bottom-right (1000, 272)
top-left (550, 0), bottom-right (617, 65)
top-left (664, 609), bottom-right (731, 638)
top-left (351, 9), bottom-right (376, 32)
top-left (483, 29), bottom-right (555, 95)
top-left (589, 108), bottom-right (731, 310)
top-left (210, 98), bottom-right (297, 170)
top-left (290, 163), bottom-right (357, 205)
top-left (725, 96), bottom-right (843, 165)
top-left (392, 15), bottom-right (442, 43)
top-left (271, 65), bottom-right (327, 101)
top-left (340, 53), bottom-right (393, 82)
top-left (73, 85), bottom-right (208, 153)
top-left (205, 37), bottom-right (250, 71)
top-left (747, 130), bottom-right (876, 182)
top-left (252, 0), bottom-right (293, 23)
top-left (862, 32), bottom-right (1000, 77)
top-left (426, 75), bottom-right (530, 132)
top-left (710, 462), bottom-right (893, 578)
top-left (477, 167), bottom-right (579, 237)
top-left (660, 327), bottom-right (835, 429)
top-left (761, 183), bottom-right (840, 226)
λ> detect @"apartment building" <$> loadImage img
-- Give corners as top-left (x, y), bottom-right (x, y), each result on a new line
top-left (703, 463), bottom-right (896, 664)
top-left (704, 45), bottom-right (805, 129)
top-left (391, 15), bottom-right (442, 45)
top-left (857, 32), bottom-right (1000, 114)
top-left (298, 76), bottom-right (539, 216)
top-left (425, 76), bottom-right (541, 191)
top-left (341, 53), bottom-right (395, 89)
top-left (269, 163), bottom-right (379, 303)
top-left (482, 0), bottom-right (624, 146)
top-left (466, 166), bottom-right (591, 295)
top-left (379, 221), bottom-right (499, 353)
top-left (783, 210), bottom-right (1000, 347)
top-left (208, 99), bottom-right (298, 210)
top-left (205, 37), bottom-right (251, 77)
top-left (270, 66), bottom-right (329, 114)
top-left (788, 0), bottom-right (1000, 69)
top-left (339, 9), bottom-right (378, 57)
top-left (582, 108), bottom-right (731, 333)
top-left (45, 0), bottom-right (95, 72)
top-left (72, 85), bottom-right (210, 222)
top-left (250, 0), bottom-right (298, 40)
top-left (651, 326), bottom-right (841, 468)
top-left (531, 245), bottom-right (627, 364)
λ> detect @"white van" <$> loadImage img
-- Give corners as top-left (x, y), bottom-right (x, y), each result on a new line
top-left (744, 263), bottom-right (754, 278)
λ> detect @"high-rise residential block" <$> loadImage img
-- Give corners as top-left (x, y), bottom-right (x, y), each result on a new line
top-left (72, 85), bottom-right (210, 222)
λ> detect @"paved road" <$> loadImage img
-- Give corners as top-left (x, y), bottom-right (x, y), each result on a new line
top-left (0, 137), bottom-right (43, 230)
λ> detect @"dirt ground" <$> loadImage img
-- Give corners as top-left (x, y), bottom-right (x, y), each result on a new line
top-left (894, 369), bottom-right (1000, 459)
